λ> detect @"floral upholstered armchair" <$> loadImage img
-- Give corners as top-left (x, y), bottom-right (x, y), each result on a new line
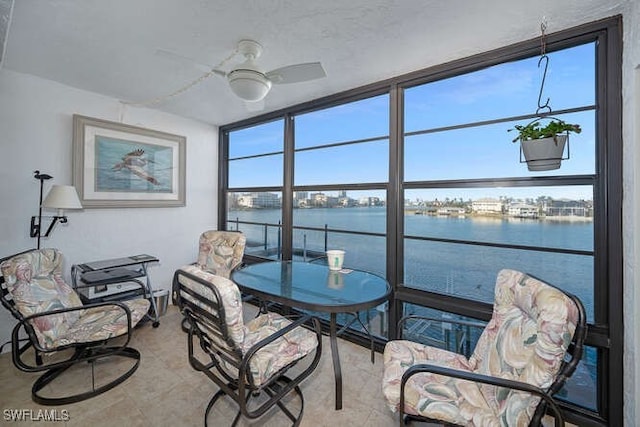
top-left (172, 266), bottom-right (322, 426)
top-left (196, 230), bottom-right (246, 278)
top-left (0, 248), bottom-right (150, 405)
top-left (382, 269), bottom-right (587, 427)
top-left (174, 230), bottom-right (246, 331)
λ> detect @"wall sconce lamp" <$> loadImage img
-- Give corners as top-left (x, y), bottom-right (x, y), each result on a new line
top-left (30, 170), bottom-right (83, 249)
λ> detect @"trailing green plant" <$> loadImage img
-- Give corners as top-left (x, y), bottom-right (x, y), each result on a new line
top-left (508, 119), bottom-right (581, 143)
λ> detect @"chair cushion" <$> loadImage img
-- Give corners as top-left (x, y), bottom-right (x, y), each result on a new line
top-left (1, 248), bottom-right (151, 350)
top-left (243, 313), bottom-right (319, 387)
top-left (1, 249), bottom-right (83, 348)
top-left (197, 231), bottom-right (246, 278)
top-left (177, 265), bottom-right (245, 347)
top-left (383, 269), bottom-right (580, 426)
top-left (469, 269), bottom-right (579, 418)
top-left (176, 266), bottom-right (318, 387)
top-left (383, 339), bottom-right (497, 425)
top-left (53, 299), bottom-right (150, 347)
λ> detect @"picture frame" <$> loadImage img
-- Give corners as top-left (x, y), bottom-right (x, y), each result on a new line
top-left (72, 114), bottom-right (186, 208)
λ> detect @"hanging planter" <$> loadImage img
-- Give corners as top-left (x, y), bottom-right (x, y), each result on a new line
top-left (507, 22), bottom-right (582, 172)
top-left (520, 135), bottom-right (567, 171)
top-left (509, 118), bottom-right (581, 171)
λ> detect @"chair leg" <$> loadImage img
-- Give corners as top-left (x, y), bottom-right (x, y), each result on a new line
top-left (273, 385), bottom-right (304, 426)
top-left (204, 376), bottom-right (305, 426)
top-left (204, 389), bottom-right (228, 427)
top-left (31, 347), bottom-right (141, 406)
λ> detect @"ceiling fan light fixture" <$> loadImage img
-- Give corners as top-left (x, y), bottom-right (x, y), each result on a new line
top-left (227, 69), bottom-right (272, 102)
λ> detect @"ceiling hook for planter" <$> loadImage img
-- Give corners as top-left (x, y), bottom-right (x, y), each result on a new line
top-left (539, 20), bottom-right (547, 55)
top-left (536, 21), bottom-right (552, 116)
top-left (536, 55), bottom-right (551, 115)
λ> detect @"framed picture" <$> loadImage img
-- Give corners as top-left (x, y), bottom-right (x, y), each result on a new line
top-left (72, 114), bottom-right (186, 208)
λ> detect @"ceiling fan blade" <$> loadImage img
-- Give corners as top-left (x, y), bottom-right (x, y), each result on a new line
top-left (265, 62), bottom-right (326, 84)
top-left (155, 48), bottom-right (226, 77)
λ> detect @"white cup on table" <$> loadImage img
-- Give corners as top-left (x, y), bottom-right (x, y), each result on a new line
top-left (326, 250), bottom-right (345, 271)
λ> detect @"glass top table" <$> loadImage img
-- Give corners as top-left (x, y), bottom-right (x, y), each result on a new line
top-left (232, 260), bottom-right (390, 410)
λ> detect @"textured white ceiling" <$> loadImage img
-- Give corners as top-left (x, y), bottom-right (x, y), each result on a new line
top-left (2, 0), bottom-right (625, 126)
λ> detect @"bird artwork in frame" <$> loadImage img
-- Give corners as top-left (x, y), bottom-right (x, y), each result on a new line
top-left (72, 114), bottom-right (186, 208)
top-left (99, 143), bottom-right (166, 190)
top-left (111, 148), bottom-right (160, 186)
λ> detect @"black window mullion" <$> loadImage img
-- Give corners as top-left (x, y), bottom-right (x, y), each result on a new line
top-left (282, 114), bottom-right (295, 261)
top-left (595, 18), bottom-right (622, 425)
top-left (388, 83), bottom-right (403, 339)
top-left (218, 130), bottom-right (230, 230)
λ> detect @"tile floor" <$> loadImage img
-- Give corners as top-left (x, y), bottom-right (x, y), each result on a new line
top-left (0, 305), bottom-right (402, 427)
top-left (0, 305), bottom-right (570, 427)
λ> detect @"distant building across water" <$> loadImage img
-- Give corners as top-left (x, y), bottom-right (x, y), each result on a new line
top-left (230, 191), bottom-right (592, 218)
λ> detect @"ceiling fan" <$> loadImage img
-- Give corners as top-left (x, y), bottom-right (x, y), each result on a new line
top-left (158, 39), bottom-right (326, 105)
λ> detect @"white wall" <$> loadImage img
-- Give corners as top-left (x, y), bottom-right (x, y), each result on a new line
top-left (0, 69), bottom-right (218, 347)
top-left (623, 0), bottom-right (640, 424)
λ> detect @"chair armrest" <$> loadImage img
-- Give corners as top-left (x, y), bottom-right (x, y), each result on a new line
top-left (401, 363), bottom-right (564, 427)
top-left (240, 314), bottom-right (322, 384)
top-left (241, 314), bottom-right (322, 369)
top-left (12, 301), bottom-right (135, 372)
top-left (18, 301), bottom-right (134, 353)
top-left (21, 300), bottom-right (132, 322)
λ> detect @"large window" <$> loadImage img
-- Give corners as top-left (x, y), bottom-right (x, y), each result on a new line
top-left (293, 95), bottom-right (389, 274)
top-left (401, 43), bottom-right (597, 411)
top-left (225, 120), bottom-right (284, 258)
top-left (220, 18), bottom-right (622, 426)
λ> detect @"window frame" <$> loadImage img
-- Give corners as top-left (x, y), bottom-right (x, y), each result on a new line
top-left (219, 16), bottom-right (622, 426)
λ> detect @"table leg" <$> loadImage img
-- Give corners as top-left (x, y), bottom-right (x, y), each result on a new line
top-left (330, 312), bottom-right (342, 410)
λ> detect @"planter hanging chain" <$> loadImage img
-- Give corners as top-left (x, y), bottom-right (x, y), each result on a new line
top-left (522, 21), bottom-right (568, 133)
top-left (516, 20), bottom-right (572, 168)
top-left (536, 21), bottom-right (552, 116)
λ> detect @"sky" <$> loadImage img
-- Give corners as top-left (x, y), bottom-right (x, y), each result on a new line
top-left (228, 43), bottom-right (596, 201)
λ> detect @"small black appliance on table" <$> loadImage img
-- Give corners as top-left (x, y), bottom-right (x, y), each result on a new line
top-left (71, 254), bottom-right (161, 327)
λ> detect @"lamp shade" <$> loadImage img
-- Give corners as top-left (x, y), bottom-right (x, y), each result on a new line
top-left (227, 69), bottom-right (272, 102)
top-left (42, 185), bottom-right (83, 211)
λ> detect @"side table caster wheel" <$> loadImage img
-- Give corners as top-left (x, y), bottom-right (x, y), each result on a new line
top-left (152, 321), bottom-right (160, 328)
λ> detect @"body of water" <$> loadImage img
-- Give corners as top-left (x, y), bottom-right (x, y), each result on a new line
top-left (229, 206), bottom-right (594, 319)
top-left (228, 206), bottom-right (597, 409)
